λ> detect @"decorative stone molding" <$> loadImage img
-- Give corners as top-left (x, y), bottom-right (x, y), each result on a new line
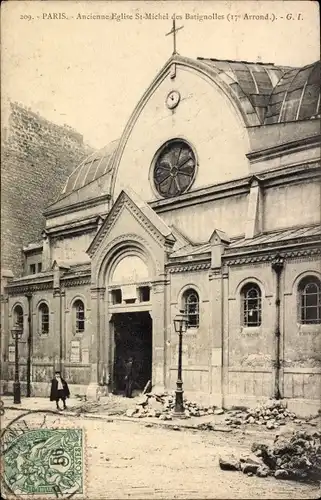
top-left (168, 262), bottom-right (211, 273)
top-left (88, 192), bottom-right (173, 260)
top-left (224, 247), bottom-right (321, 266)
top-left (63, 277), bottom-right (91, 288)
top-left (93, 232), bottom-right (161, 287)
top-left (6, 281), bottom-right (53, 296)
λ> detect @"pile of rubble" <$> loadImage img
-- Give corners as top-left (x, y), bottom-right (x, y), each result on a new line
top-left (224, 400), bottom-right (306, 429)
top-left (125, 392), bottom-right (219, 420)
top-left (219, 429), bottom-right (321, 482)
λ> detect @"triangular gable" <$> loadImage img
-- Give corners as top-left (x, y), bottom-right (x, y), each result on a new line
top-left (51, 260), bottom-right (70, 270)
top-left (87, 189), bottom-right (176, 258)
top-left (209, 229), bottom-right (230, 245)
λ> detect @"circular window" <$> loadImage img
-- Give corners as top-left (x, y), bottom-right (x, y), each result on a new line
top-left (153, 140), bottom-right (196, 198)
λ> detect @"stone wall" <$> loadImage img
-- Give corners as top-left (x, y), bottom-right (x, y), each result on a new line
top-left (1, 102), bottom-right (92, 276)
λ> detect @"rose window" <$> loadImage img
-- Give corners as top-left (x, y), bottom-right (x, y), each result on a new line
top-left (153, 140), bottom-right (196, 198)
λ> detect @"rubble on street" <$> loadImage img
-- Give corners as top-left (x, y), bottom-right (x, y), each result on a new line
top-left (219, 429), bottom-right (321, 483)
top-left (124, 394), bottom-right (313, 429)
top-left (71, 393), bottom-right (317, 437)
top-left (125, 392), bottom-right (217, 420)
top-left (223, 399), bottom-right (310, 429)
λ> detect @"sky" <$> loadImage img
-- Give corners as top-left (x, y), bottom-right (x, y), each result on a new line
top-left (2, 1), bottom-right (320, 149)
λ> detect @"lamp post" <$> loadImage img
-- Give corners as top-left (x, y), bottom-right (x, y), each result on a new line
top-left (173, 310), bottom-right (188, 417)
top-left (11, 324), bottom-right (23, 404)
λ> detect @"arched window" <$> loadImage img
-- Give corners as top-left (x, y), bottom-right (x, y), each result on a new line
top-left (299, 276), bottom-right (321, 324)
top-left (73, 300), bottom-right (85, 334)
top-left (241, 283), bottom-right (262, 327)
top-left (183, 289), bottom-right (199, 328)
top-left (39, 303), bottom-right (49, 335)
top-left (13, 305), bottom-right (23, 328)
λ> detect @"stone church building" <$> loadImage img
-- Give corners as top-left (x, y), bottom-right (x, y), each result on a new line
top-left (2, 55), bottom-right (320, 414)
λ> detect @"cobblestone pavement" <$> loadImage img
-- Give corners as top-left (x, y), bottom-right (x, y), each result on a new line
top-left (2, 408), bottom-right (319, 499)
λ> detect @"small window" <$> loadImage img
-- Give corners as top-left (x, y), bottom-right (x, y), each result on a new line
top-left (111, 289), bottom-right (122, 305)
top-left (73, 300), bottom-right (85, 334)
top-left (13, 305), bottom-right (23, 328)
top-left (183, 289), bottom-right (199, 328)
top-left (30, 264), bottom-right (36, 274)
top-left (138, 286), bottom-right (150, 302)
top-left (37, 262), bottom-right (42, 273)
top-left (39, 303), bottom-right (49, 335)
top-left (299, 276), bottom-right (321, 324)
top-left (241, 283), bottom-right (262, 327)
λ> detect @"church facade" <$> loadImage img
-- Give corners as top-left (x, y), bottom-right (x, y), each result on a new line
top-left (2, 55), bottom-right (320, 414)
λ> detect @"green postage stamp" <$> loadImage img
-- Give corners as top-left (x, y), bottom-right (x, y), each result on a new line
top-left (2, 428), bottom-right (84, 497)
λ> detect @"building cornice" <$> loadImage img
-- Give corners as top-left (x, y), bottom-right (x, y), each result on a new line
top-left (62, 277), bottom-right (91, 287)
top-left (247, 134), bottom-right (321, 163)
top-left (167, 261), bottom-right (211, 273)
top-left (43, 193), bottom-right (110, 218)
top-left (223, 246), bottom-right (321, 266)
top-left (23, 243), bottom-right (43, 253)
top-left (226, 233), bottom-right (321, 256)
top-left (151, 178), bottom-right (249, 212)
top-left (167, 244), bottom-right (321, 271)
top-left (6, 280), bottom-right (54, 296)
top-left (258, 159), bottom-right (320, 188)
top-left (150, 161), bottom-right (320, 213)
top-left (47, 216), bottom-right (102, 238)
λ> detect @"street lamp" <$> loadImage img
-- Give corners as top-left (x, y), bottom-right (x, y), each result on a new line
top-left (173, 310), bottom-right (188, 417)
top-left (11, 324), bottom-right (23, 404)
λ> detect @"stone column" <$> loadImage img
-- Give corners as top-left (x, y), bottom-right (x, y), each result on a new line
top-left (221, 267), bottom-right (229, 408)
top-left (151, 279), bottom-right (167, 393)
top-left (61, 290), bottom-right (66, 374)
top-left (0, 295), bottom-right (9, 391)
top-left (98, 288), bottom-right (108, 391)
top-left (52, 288), bottom-right (62, 371)
top-left (42, 231), bottom-right (51, 271)
top-left (209, 269), bottom-right (224, 407)
top-left (86, 287), bottom-right (106, 400)
top-left (245, 177), bottom-right (263, 239)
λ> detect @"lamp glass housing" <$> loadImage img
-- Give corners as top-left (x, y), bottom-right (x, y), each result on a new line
top-left (174, 312), bottom-right (188, 333)
top-left (11, 325), bottom-right (23, 340)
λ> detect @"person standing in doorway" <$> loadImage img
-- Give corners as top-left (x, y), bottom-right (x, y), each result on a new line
top-left (50, 371), bottom-right (70, 410)
top-left (124, 357), bottom-right (134, 398)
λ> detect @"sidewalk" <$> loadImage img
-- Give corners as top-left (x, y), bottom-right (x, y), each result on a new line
top-left (0, 395), bottom-right (264, 435)
top-left (1, 395), bottom-right (82, 412)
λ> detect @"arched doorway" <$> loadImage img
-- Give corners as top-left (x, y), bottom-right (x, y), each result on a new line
top-left (108, 252), bottom-right (153, 395)
top-left (112, 311), bottom-right (152, 395)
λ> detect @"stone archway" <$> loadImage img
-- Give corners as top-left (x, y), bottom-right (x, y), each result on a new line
top-left (87, 237), bottom-right (168, 400)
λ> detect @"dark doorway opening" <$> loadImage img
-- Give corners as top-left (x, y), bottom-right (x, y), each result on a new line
top-left (112, 311), bottom-right (152, 395)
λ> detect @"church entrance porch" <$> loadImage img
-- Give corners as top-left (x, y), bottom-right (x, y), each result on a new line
top-left (112, 311), bottom-right (152, 395)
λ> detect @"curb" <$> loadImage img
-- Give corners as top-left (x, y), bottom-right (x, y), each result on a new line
top-left (4, 405), bottom-right (271, 435)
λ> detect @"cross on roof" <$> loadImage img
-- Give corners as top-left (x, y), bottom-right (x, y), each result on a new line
top-left (166, 19), bottom-right (184, 55)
